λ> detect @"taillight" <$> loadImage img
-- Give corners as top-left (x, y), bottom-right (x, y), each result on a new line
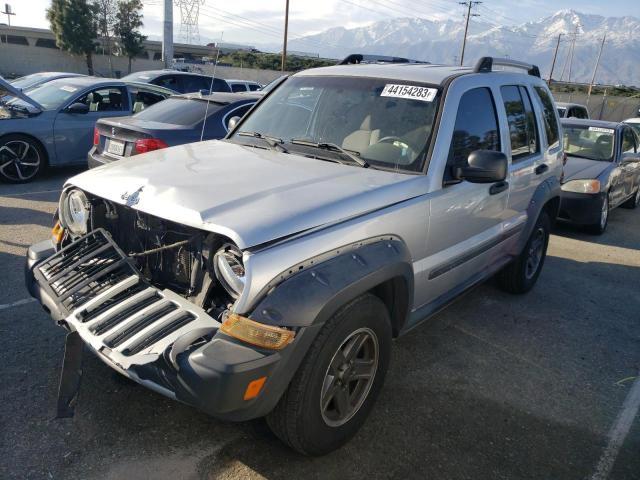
top-left (93, 127), bottom-right (99, 146)
top-left (134, 138), bottom-right (169, 154)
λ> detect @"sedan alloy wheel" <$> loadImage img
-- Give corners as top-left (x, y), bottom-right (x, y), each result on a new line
top-left (0, 139), bottom-right (42, 183)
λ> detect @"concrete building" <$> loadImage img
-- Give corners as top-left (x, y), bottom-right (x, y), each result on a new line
top-left (0, 25), bottom-right (218, 77)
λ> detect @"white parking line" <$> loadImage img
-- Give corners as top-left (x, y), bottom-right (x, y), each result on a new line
top-left (591, 374), bottom-right (640, 480)
top-left (3, 189), bottom-right (62, 197)
top-left (0, 298), bottom-right (36, 311)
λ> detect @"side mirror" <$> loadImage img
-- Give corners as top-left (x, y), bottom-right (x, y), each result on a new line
top-left (65, 102), bottom-right (90, 114)
top-left (454, 150), bottom-right (508, 183)
top-left (227, 116), bottom-right (241, 131)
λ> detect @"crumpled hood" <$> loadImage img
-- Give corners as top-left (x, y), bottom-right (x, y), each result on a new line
top-left (68, 140), bottom-right (425, 249)
top-left (563, 156), bottom-right (611, 182)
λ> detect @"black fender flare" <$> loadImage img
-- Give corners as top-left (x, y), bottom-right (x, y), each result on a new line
top-left (514, 176), bottom-right (561, 254)
top-left (249, 237), bottom-right (414, 333)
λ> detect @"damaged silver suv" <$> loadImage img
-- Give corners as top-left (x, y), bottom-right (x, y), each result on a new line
top-left (26, 57), bottom-right (562, 455)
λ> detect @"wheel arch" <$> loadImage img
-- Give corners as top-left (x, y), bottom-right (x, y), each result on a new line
top-left (248, 238), bottom-right (414, 335)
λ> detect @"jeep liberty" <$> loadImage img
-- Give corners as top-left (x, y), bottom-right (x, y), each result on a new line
top-left (26, 57), bottom-right (562, 455)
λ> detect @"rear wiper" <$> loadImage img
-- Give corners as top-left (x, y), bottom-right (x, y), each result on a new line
top-left (237, 131), bottom-right (288, 153)
top-left (290, 139), bottom-right (369, 168)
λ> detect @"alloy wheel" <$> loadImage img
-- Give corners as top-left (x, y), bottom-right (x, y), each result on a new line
top-left (600, 196), bottom-right (609, 230)
top-left (0, 140), bottom-right (41, 182)
top-left (320, 327), bottom-right (379, 427)
top-left (525, 227), bottom-right (546, 280)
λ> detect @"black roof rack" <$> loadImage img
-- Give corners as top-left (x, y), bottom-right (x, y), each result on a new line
top-left (338, 54), bottom-right (430, 65)
top-left (474, 57), bottom-right (540, 78)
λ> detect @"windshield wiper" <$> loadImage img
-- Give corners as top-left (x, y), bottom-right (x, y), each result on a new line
top-left (290, 139), bottom-right (369, 168)
top-left (237, 131), bottom-right (288, 153)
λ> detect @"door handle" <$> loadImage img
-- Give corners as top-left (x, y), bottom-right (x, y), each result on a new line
top-left (489, 181), bottom-right (509, 195)
top-left (535, 164), bottom-right (549, 175)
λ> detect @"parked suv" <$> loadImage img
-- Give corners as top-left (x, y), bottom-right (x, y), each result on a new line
top-left (121, 70), bottom-right (231, 94)
top-left (25, 57), bottom-right (562, 455)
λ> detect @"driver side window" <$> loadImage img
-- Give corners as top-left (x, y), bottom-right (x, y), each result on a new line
top-left (445, 87), bottom-right (500, 182)
top-left (76, 87), bottom-right (127, 112)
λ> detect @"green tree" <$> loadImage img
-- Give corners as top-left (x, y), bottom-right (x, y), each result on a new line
top-left (46, 0), bottom-right (98, 75)
top-left (115, 0), bottom-right (146, 74)
top-left (94, 0), bottom-right (118, 76)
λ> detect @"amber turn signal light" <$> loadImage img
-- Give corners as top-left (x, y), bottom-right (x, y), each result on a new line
top-left (51, 221), bottom-right (64, 245)
top-left (220, 313), bottom-right (295, 350)
top-left (244, 376), bottom-right (267, 400)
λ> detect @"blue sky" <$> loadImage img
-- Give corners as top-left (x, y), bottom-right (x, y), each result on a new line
top-left (13, 0), bottom-right (640, 46)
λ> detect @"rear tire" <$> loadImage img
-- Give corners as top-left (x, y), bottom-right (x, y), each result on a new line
top-left (497, 211), bottom-right (550, 294)
top-left (266, 293), bottom-right (391, 456)
top-left (0, 134), bottom-right (46, 183)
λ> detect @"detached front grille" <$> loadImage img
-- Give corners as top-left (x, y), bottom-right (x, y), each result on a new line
top-left (34, 229), bottom-right (220, 370)
top-left (36, 230), bottom-right (139, 316)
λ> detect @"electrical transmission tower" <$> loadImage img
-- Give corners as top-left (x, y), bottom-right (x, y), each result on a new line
top-left (174, 0), bottom-right (205, 44)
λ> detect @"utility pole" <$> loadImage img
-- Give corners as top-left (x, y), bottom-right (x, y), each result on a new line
top-left (459, 1), bottom-right (481, 66)
top-left (2, 3), bottom-right (15, 26)
top-left (567, 24), bottom-right (579, 84)
top-left (162, 0), bottom-right (174, 69)
top-left (587, 33), bottom-right (606, 99)
top-left (548, 33), bottom-right (562, 84)
top-left (281, 0), bottom-right (290, 72)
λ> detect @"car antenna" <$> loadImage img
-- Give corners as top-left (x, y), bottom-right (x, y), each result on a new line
top-left (200, 32), bottom-right (223, 142)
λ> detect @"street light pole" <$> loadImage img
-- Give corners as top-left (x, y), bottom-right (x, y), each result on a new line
top-left (162, 0), bottom-right (174, 68)
top-left (587, 33), bottom-right (606, 100)
top-left (548, 33), bottom-right (562, 84)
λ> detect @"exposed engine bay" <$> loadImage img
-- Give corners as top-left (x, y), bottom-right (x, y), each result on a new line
top-left (58, 188), bottom-right (243, 320)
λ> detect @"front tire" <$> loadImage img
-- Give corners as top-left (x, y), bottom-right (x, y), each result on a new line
top-left (266, 293), bottom-right (392, 456)
top-left (0, 134), bottom-right (46, 183)
top-left (588, 194), bottom-right (609, 234)
top-left (497, 211), bottom-right (550, 294)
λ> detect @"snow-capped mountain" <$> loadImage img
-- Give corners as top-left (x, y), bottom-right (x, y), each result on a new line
top-left (282, 10), bottom-right (640, 85)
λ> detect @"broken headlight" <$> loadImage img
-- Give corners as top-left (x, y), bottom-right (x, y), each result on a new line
top-left (214, 243), bottom-right (245, 299)
top-left (59, 188), bottom-right (90, 236)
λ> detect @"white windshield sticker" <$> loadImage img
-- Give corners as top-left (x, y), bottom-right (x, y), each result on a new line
top-left (589, 126), bottom-right (614, 134)
top-left (381, 84), bottom-right (437, 102)
top-left (59, 86), bottom-right (78, 93)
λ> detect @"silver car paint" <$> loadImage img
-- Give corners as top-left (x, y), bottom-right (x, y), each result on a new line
top-left (65, 70), bottom-right (562, 320)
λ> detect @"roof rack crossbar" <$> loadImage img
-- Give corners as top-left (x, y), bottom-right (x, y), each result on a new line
top-left (474, 57), bottom-right (541, 78)
top-left (339, 54), bottom-right (430, 65)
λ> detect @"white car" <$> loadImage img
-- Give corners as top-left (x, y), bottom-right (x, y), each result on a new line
top-left (624, 117), bottom-right (640, 137)
top-left (225, 79), bottom-right (262, 92)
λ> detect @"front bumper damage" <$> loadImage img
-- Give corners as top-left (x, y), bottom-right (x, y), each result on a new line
top-left (25, 229), bottom-right (299, 421)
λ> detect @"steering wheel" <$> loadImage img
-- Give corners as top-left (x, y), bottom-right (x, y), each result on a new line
top-left (376, 136), bottom-right (417, 158)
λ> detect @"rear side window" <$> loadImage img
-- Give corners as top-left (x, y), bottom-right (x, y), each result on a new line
top-left (231, 83), bottom-right (247, 93)
top-left (248, 84), bottom-right (260, 91)
top-left (446, 87), bottom-right (500, 180)
top-left (500, 85), bottom-right (538, 161)
top-left (211, 78), bottom-right (231, 93)
top-left (155, 75), bottom-right (179, 91)
top-left (182, 75), bottom-right (211, 93)
top-left (533, 87), bottom-right (560, 148)
top-left (575, 107), bottom-right (589, 119)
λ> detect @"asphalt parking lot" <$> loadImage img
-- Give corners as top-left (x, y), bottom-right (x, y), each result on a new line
top-left (1, 170), bottom-right (639, 480)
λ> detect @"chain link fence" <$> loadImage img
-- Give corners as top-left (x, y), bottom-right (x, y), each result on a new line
top-left (553, 92), bottom-right (640, 122)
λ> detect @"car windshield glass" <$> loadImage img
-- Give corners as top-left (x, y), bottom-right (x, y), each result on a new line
top-left (133, 97), bottom-right (224, 125)
top-left (231, 75), bottom-right (440, 172)
top-left (563, 125), bottom-right (615, 162)
top-left (6, 81), bottom-right (81, 110)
